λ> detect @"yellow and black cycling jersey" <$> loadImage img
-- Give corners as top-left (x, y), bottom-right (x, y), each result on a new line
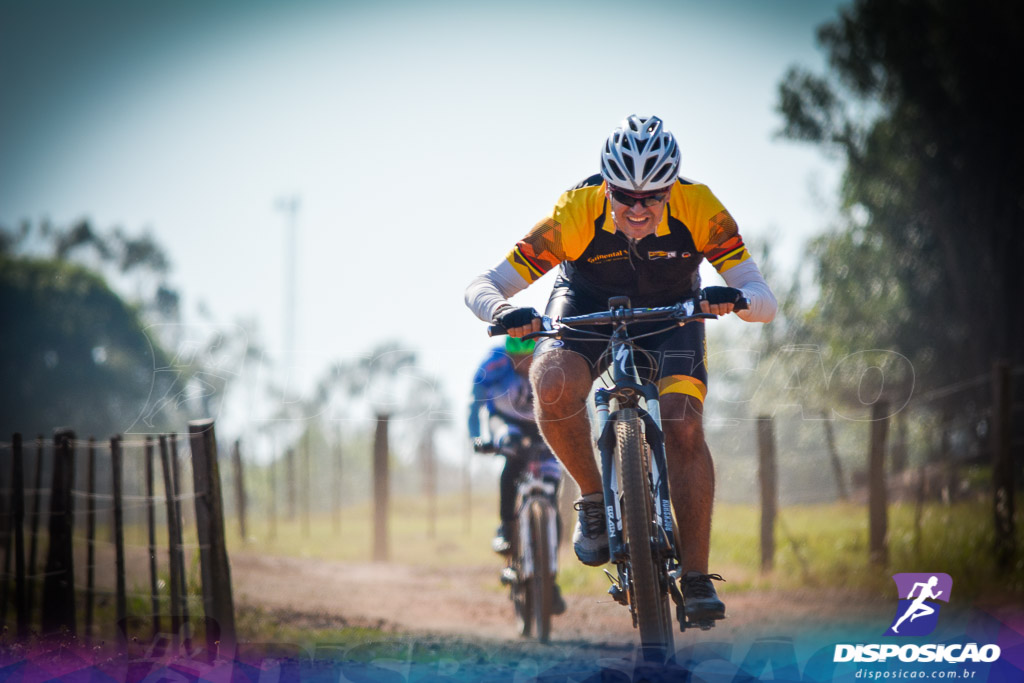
top-left (505, 174), bottom-right (750, 306)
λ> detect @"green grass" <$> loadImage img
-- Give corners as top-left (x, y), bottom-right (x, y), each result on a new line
top-left (709, 500), bottom-right (1024, 599)
top-left (222, 491), bottom-right (1024, 611)
top-left (224, 492), bottom-right (505, 569)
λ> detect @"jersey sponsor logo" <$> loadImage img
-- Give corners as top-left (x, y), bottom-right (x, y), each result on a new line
top-left (647, 250), bottom-right (677, 260)
top-left (587, 249), bottom-right (628, 265)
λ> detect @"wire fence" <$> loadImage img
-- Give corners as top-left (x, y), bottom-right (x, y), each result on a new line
top-left (751, 361), bottom-right (1022, 574)
top-left (0, 421), bottom-right (235, 658)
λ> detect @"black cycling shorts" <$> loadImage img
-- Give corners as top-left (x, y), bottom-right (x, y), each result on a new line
top-left (534, 282), bottom-right (709, 402)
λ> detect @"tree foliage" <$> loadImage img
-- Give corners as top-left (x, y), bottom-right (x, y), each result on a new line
top-left (776, 0), bottom-right (1024, 398)
top-left (0, 255), bottom-right (180, 439)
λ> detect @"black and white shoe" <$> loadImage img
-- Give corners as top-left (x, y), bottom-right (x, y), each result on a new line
top-left (680, 571), bottom-right (726, 622)
top-left (572, 493), bottom-right (609, 566)
top-left (491, 523), bottom-right (512, 555)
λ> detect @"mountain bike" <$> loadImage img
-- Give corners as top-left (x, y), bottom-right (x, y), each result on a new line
top-left (489, 294), bottom-right (745, 661)
top-left (475, 434), bottom-right (562, 643)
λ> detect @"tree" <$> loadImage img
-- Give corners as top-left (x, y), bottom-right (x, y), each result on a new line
top-left (776, 0), bottom-right (1024, 399)
top-left (0, 255), bottom-right (180, 439)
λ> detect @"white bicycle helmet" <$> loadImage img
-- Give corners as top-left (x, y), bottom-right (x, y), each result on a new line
top-left (600, 115), bottom-right (680, 192)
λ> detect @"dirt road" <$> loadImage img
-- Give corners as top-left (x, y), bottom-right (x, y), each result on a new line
top-left (229, 551), bottom-right (895, 648)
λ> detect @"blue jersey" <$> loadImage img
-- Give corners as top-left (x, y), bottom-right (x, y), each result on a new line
top-left (468, 347), bottom-right (535, 439)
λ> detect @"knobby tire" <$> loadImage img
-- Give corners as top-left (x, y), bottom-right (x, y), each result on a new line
top-left (529, 499), bottom-right (553, 643)
top-left (617, 409), bottom-right (673, 659)
top-left (513, 514), bottom-right (532, 637)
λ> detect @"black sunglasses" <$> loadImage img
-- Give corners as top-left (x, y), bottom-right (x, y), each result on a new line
top-left (608, 186), bottom-right (668, 208)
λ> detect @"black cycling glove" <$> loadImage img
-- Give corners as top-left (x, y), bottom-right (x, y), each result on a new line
top-left (701, 286), bottom-right (744, 306)
top-left (493, 306), bottom-right (541, 331)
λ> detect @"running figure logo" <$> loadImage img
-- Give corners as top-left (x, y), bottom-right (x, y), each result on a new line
top-left (884, 573), bottom-right (952, 637)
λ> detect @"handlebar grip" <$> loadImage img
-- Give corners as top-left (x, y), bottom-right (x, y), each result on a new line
top-left (487, 324), bottom-right (507, 337)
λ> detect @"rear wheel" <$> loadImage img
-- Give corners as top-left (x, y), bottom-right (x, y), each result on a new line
top-left (617, 409), bottom-right (674, 660)
top-left (529, 500), bottom-right (554, 643)
top-left (512, 515), bottom-right (532, 637)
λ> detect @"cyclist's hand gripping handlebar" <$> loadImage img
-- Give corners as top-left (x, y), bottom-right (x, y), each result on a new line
top-left (700, 286), bottom-right (750, 312)
top-left (472, 438), bottom-right (496, 454)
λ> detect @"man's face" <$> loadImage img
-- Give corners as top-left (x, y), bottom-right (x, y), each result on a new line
top-left (606, 184), bottom-right (669, 240)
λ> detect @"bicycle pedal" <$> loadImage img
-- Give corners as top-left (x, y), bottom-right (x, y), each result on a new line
top-left (682, 617), bottom-right (720, 632)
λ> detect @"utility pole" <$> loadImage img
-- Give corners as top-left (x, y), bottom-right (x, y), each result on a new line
top-left (275, 196), bottom-right (301, 375)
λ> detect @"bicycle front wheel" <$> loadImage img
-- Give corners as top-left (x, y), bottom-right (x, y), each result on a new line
top-left (617, 408), bottom-right (674, 659)
top-left (528, 499), bottom-right (554, 643)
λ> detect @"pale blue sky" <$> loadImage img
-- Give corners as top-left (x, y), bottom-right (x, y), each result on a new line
top-left (1, 0), bottom-right (847, 452)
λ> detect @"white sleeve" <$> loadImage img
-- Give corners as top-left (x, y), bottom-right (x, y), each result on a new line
top-left (720, 259), bottom-right (777, 323)
top-left (464, 260), bottom-right (531, 322)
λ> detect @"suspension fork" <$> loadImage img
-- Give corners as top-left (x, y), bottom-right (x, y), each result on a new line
top-left (595, 389), bottom-right (623, 561)
top-left (638, 382), bottom-right (679, 557)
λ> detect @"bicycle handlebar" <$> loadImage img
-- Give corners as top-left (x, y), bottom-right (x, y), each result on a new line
top-left (487, 295), bottom-right (749, 337)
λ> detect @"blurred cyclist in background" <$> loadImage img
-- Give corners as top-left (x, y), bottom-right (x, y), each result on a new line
top-left (468, 336), bottom-right (566, 613)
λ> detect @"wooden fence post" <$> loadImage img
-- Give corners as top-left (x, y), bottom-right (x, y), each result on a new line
top-left (992, 360), bottom-right (1016, 571)
top-left (269, 450), bottom-right (278, 541)
top-left (145, 436), bottom-right (160, 638)
top-left (421, 430), bottom-right (436, 539)
top-left (188, 419), bottom-right (236, 655)
top-left (42, 428), bottom-right (76, 635)
top-left (231, 439), bottom-right (247, 542)
top-left (302, 432), bottom-right (310, 539)
top-left (373, 414), bottom-right (390, 562)
top-left (332, 435), bottom-right (342, 536)
top-left (26, 435), bottom-right (44, 620)
top-left (12, 434), bottom-right (28, 639)
top-left (1, 438), bottom-right (12, 627)
top-left (757, 416), bottom-right (777, 572)
top-left (891, 409), bottom-right (909, 474)
top-left (169, 435), bottom-right (191, 648)
top-left (159, 435), bottom-right (183, 650)
top-left (286, 448), bottom-right (296, 521)
top-left (821, 409), bottom-right (849, 501)
top-left (85, 436), bottom-right (97, 641)
top-left (110, 436), bottom-right (128, 647)
top-left (868, 401), bottom-right (890, 567)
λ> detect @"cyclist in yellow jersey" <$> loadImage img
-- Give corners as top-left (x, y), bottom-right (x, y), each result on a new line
top-left (465, 115), bottom-right (777, 624)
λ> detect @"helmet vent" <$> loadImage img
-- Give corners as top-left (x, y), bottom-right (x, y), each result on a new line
top-left (622, 155), bottom-right (636, 177)
top-left (642, 157), bottom-right (658, 179)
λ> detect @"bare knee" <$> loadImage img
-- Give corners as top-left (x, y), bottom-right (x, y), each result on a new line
top-left (530, 350), bottom-right (592, 414)
top-left (661, 394), bottom-right (706, 453)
